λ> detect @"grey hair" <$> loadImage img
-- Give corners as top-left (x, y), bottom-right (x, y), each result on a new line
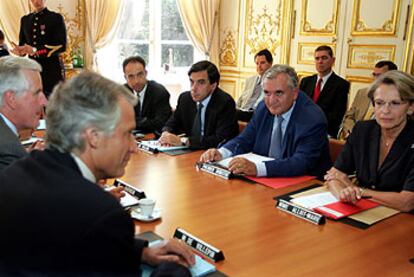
top-left (46, 71), bottom-right (137, 152)
top-left (367, 70), bottom-right (414, 103)
top-left (261, 64), bottom-right (299, 89)
top-left (0, 56), bottom-right (42, 107)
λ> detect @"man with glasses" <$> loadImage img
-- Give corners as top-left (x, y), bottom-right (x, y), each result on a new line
top-left (0, 56), bottom-right (47, 171)
top-left (338, 60), bottom-right (397, 140)
top-left (200, 65), bottom-right (331, 179)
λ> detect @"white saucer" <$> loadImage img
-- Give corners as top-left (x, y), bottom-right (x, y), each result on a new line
top-left (131, 208), bottom-right (162, 222)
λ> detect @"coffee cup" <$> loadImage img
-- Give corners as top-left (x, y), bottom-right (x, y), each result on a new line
top-left (138, 198), bottom-right (156, 217)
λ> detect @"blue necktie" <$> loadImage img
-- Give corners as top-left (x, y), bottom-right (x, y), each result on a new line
top-left (191, 102), bottom-right (203, 139)
top-left (269, 116), bottom-right (284, 159)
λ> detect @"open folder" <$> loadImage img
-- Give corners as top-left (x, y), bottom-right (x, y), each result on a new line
top-left (291, 190), bottom-right (379, 220)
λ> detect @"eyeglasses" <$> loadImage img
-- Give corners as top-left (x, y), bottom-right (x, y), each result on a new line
top-left (373, 100), bottom-right (407, 109)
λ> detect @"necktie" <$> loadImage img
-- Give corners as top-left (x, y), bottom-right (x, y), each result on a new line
top-left (191, 103), bottom-right (203, 139)
top-left (269, 116), bottom-right (284, 159)
top-left (243, 79), bottom-right (262, 110)
top-left (135, 92), bottom-right (142, 119)
top-left (313, 78), bottom-right (322, 102)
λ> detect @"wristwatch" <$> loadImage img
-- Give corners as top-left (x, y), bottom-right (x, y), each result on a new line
top-left (180, 137), bottom-right (189, 146)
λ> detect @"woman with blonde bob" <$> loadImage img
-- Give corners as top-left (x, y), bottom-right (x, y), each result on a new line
top-left (325, 70), bottom-right (414, 212)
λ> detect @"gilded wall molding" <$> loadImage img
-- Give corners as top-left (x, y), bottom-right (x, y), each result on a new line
top-left (57, 1), bottom-right (84, 66)
top-left (351, 0), bottom-right (400, 36)
top-left (300, 0), bottom-right (339, 36)
top-left (219, 30), bottom-right (237, 66)
top-left (245, 3), bottom-right (282, 55)
top-left (346, 75), bottom-right (373, 84)
top-left (347, 44), bottom-right (396, 69)
top-left (297, 42), bottom-right (336, 65)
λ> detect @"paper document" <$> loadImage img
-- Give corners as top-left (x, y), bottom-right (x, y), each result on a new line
top-left (21, 136), bottom-right (43, 146)
top-left (291, 192), bottom-right (338, 209)
top-left (36, 119), bottom-right (46, 130)
top-left (142, 240), bottom-right (216, 277)
top-left (217, 152), bottom-right (274, 168)
top-left (105, 187), bottom-right (139, 207)
top-left (139, 140), bottom-right (189, 152)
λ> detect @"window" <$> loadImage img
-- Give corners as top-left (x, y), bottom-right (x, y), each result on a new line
top-left (97, 0), bottom-right (203, 106)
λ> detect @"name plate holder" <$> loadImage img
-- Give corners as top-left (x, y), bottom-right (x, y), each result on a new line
top-left (137, 141), bottom-right (159, 154)
top-left (196, 162), bottom-right (233, 179)
top-left (174, 228), bottom-right (225, 262)
top-left (276, 199), bottom-right (325, 225)
top-left (113, 179), bottom-right (146, 199)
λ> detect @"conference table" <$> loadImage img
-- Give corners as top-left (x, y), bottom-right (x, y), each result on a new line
top-left (121, 149), bottom-right (413, 276)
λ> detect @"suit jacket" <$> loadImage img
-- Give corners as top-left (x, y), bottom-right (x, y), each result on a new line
top-left (300, 72), bottom-right (349, 137)
top-left (0, 149), bottom-right (145, 274)
top-left (163, 88), bottom-right (239, 149)
top-left (125, 80), bottom-right (172, 135)
top-left (0, 116), bottom-right (27, 172)
top-left (338, 87), bottom-right (371, 139)
top-left (19, 8), bottom-right (67, 94)
top-left (222, 91), bottom-right (332, 179)
top-left (335, 119), bottom-right (414, 192)
top-left (236, 75), bottom-right (261, 109)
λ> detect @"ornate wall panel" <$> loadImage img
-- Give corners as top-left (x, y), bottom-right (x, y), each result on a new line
top-left (220, 80), bottom-right (237, 98)
top-left (346, 75), bottom-right (373, 108)
top-left (297, 42), bottom-right (336, 65)
top-left (219, 30), bottom-right (238, 66)
top-left (219, 0), bottom-right (240, 67)
top-left (300, 0), bottom-right (339, 36)
top-left (48, 1), bottom-right (84, 67)
top-left (351, 0), bottom-right (401, 36)
top-left (243, 0), bottom-right (283, 67)
top-left (347, 44), bottom-right (396, 69)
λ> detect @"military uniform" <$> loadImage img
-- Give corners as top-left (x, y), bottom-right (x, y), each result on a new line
top-left (19, 7), bottom-right (67, 97)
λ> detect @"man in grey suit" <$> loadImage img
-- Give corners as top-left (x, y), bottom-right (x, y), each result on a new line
top-left (0, 56), bottom-right (47, 171)
top-left (236, 49), bottom-right (273, 122)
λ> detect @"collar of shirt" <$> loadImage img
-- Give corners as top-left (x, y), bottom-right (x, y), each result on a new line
top-left (317, 71), bottom-right (333, 91)
top-left (0, 113), bottom-right (18, 136)
top-left (275, 100), bottom-right (297, 136)
top-left (134, 82), bottom-right (148, 105)
top-left (70, 153), bottom-right (96, 183)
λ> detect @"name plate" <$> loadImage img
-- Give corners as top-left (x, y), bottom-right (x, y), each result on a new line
top-left (276, 199), bottom-right (325, 225)
top-left (196, 162), bottom-right (233, 179)
top-left (137, 142), bottom-right (159, 154)
top-left (173, 228), bottom-right (225, 262)
top-left (113, 179), bottom-right (146, 199)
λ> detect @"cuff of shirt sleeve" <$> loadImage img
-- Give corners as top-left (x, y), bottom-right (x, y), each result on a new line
top-left (256, 162), bottom-right (267, 177)
top-left (218, 147), bottom-right (232, 159)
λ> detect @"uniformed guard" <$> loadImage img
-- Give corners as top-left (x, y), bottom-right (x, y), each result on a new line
top-left (12, 0), bottom-right (67, 97)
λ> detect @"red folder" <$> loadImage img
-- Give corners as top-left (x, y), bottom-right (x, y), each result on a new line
top-left (245, 175), bottom-right (315, 189)
top-left (314, 199), bottom-right (379, 219)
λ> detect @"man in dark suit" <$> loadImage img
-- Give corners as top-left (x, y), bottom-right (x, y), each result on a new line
top-left (0, 72), bottom-right (194, 275)
top-left (123, 56), bottom-right (172, 135)
top-left (200, 65), bottom-right (331, 179)
top-left (160, 60), bottom-right (239, 149)
top-left (12, 0), bottom-right (67, 97)
top-left (300, 45), bottom-right (349, 137)
top-left (0, 56), bottom-right (47, 172)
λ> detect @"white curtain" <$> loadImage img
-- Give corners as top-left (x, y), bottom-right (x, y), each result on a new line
top-left (84, 0), bottom-right (125, 70)
top-left (0, 0), bottom-right (30, 46)
top-left (176, 0), bottom-right (220, 65)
